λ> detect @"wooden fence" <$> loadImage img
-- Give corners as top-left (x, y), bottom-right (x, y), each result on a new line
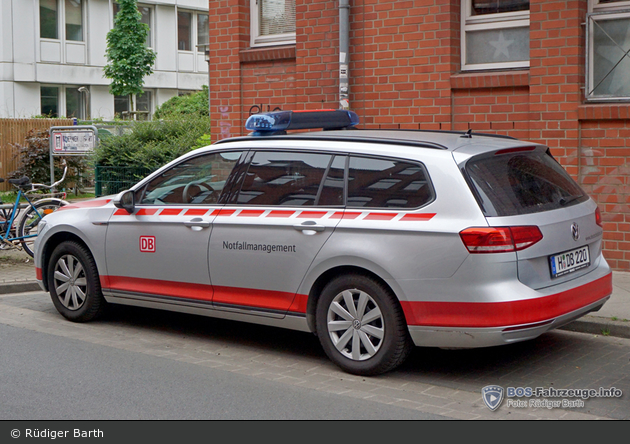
top-left (0, 118), bottom-right (73, 192)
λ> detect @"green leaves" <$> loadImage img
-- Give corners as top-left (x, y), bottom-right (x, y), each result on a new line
top-left (93, 117), bottom-right (213, 170)
top-left (104, 0), bottom-right (156, 100)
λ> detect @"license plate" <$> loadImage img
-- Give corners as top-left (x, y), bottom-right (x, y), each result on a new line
top-left (549, 245), bottom-right (590, 278)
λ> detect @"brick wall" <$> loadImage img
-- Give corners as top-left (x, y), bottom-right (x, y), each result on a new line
top-left (208, 0), bottom-right (630, 271)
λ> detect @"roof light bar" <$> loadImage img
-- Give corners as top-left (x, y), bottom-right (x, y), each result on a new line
top-left (245, 109), bottom-right (360, 136)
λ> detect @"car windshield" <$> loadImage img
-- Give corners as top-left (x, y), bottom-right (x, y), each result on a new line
top-left (465, 149), bottom-right (588, 217)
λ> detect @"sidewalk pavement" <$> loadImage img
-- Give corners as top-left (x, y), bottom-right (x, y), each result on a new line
top-left (2, 248), bottom-right (630, 339)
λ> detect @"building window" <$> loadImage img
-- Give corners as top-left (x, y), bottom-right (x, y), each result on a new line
top-left (114, 91), bottom-right (153, 120)
top-left (113, 3), bottom-right (152, 47)
top-left (41, 86), bottom-right (60, 117)
top-left (586, 0), bottom-right (630, 101)
top-left (461, 0), bottom-right (530, 71)
top-left (40, 0), bottom-right (84, 42)
top-left (178, 10), bottom-right (209, 58)
top-left (65, 0), bottom-right (83, 41)
top-left (40, 0), bottom-right (58, 39)
top-left (178, 11), bottom-right (192, 51)
top-left (197, 13), bottom-right (209, 47)
top-left (40, 85), bottom-right (85, 118)
top-left (250, 0), bottom-right (296, 47)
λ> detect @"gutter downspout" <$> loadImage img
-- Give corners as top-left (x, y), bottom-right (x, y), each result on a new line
top-left (339, 0), bottom-right (350, 110)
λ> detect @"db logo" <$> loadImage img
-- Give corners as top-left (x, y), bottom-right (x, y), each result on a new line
top-left (140, 236), bottom-right (156, 253)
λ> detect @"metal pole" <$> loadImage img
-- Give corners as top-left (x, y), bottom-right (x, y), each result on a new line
top-left (339, 0), bottom-right (350, 110)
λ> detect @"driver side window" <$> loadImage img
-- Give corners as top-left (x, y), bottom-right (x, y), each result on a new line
top-left (138, 151), bottom-right (244, 205)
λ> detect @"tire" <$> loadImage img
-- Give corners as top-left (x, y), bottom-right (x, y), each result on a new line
top-left (315, 274), bottom-right (413, 376)
top-left (47, 241), bottom-right (106, 322)
top-left (18, 199), bottom-right (66, 257)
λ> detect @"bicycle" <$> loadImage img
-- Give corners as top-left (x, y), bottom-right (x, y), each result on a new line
top-left (0, 159), bottom-right (69, 257)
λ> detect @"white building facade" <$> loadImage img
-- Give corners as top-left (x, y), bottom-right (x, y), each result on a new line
top-left (0, 0), bottom-right (209, 120)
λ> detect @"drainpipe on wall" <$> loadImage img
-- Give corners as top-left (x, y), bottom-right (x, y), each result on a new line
top-left (339, 0), bottom-right (350, 110)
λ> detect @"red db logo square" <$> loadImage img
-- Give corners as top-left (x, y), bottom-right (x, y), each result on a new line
top-left (139, 236), bottom-right (156, 253)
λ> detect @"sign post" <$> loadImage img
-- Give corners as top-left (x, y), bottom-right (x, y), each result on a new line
top-left (49, 125), bottom-right (98, 188)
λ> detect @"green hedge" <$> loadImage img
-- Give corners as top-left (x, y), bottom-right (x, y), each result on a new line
top-left (93, 116), bottom-right (212, 170)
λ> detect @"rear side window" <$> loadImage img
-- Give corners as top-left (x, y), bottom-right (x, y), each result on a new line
top-left (347, 156), bottom-right (434, 209)
top-left (236, 151), bottom-right (333, 206)
top-left (466, 149), bottom-right (588, 217)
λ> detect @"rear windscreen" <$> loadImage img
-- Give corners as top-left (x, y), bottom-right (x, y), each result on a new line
top-left (465, 149), bottom-right (588, 217)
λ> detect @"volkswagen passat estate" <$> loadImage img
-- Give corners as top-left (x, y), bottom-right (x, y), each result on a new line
top-left (34, 110), bottom-right (612, 375)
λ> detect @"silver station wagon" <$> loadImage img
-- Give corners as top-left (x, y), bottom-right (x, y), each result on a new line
top-left (34, 110), bottom-right (612, 375)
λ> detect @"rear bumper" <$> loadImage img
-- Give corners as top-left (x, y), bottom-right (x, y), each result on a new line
top-left (403, 267), bottom-right (613, 348)
top-left (408, 294), bottom-right (609, 348)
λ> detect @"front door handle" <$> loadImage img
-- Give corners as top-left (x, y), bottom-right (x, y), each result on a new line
top-left (293, 221), bottom-right (325, 232)
top-left (184, 217), bottom-right (211, 229)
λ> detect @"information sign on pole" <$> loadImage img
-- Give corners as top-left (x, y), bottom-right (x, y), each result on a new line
top-left (48, 125), bottom-right (98, 186)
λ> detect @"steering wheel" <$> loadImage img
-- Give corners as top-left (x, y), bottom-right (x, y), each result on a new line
top-left (183, 181), bottom-right (216, 204)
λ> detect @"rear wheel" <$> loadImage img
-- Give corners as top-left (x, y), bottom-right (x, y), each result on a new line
top-left (18, 199), bottom-right (66, 257)
top-left (48, 241), bottom-right (106, 322)
top-left (315, 274), bottom-right (413, 376)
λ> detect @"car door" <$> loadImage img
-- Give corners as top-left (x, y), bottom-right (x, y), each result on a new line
top-left (208, 151), bottom-right (345, 316)
top-left (103, 150), bottom-right (245, 304)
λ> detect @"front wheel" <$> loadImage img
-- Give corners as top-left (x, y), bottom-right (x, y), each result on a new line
top-left (48, 241), bottom-right (106, 322)
top-left (315, 274), bottom-right (413, 376)
top-left (18, 199), bottom-right (66, 257)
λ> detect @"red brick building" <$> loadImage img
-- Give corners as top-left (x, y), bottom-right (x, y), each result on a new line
top-left (209, 0), bottom-right (630, 271)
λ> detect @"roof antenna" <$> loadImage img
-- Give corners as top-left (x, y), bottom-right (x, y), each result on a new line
top-left (461, 129), bottom-right (472, 138)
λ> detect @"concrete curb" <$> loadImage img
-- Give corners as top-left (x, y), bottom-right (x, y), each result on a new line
top-left (0, 281), bottom-right (41, 295)
top-left (1, 279), bottom-right (629, 341)
top-left (559, 315), bottom-right (630, 340)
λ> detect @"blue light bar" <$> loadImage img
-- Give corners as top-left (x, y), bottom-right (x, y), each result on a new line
top-left (245, 109), bottom-right (359, 136)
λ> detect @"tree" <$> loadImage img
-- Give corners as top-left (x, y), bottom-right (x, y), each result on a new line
top-left (104, 0), bottom-right (156, 118)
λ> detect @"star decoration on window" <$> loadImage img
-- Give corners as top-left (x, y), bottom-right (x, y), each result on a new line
top-left (489, 31), bottom-right (514, 59)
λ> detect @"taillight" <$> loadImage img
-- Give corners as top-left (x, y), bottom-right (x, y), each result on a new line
top-left (595, 207), bottom-right (602, 227)
top-left (459, 226), bottom-right (543, 254)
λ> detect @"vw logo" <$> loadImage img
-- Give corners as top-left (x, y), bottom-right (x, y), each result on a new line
top-left (571, 223), bottom-right (579, 241)
top-left (353, 319), bottom-right (362, 330)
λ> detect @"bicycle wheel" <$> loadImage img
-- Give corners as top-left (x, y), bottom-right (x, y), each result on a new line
top-left (18, 199), bottom-right (66, 257)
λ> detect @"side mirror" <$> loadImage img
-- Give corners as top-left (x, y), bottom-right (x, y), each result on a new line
top-left (113, 190), bottom-right (136, 214)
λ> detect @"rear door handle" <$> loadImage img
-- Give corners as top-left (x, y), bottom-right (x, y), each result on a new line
top-left (184, 217), bottom-right (211, 228)
top-left (293, 221), bottom-right (325, 232)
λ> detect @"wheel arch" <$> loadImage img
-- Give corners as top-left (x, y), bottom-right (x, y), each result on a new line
top-left (40, 231), bottom-right (94, 292)
top-left (305, 264), bottom-right (407, 334)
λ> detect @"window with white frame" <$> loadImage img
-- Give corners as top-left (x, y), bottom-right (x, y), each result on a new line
top-left (40, 85), bottom-right (86, 118)
top-left (177, 10), bottom-right (209, 55)
top-left (250, 0), bottom-right (296, 47)
top-left (586, 0), bottom-right (630, 101)
top-left (39, 0), bottom-right (84, 42)
top-left (113, 2), bottom-right (153, 47)
top-left (114, 91), bottom-right (153, 120)
top-left (461, 0), bottom-right (530, 71)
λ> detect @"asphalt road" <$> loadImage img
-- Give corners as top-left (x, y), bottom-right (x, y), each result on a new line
top-left (0, 290), bottom-right (628, 421)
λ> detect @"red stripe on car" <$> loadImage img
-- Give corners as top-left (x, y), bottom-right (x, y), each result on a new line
top-left (400, 274), bottom-right (612, 328)
top-left (184, 209), bottom-right (207, 216)
top-left (159, 208), bottom-right (183, 216)
top-left (400, 213), bottom-right (436, 221)
top-left (364, 212), bottom-right (396, 221)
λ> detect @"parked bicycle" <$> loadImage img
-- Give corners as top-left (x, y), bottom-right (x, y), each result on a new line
top-left (0, 160), bottom-right (69, 257)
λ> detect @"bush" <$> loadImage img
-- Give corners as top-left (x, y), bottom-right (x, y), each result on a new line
top-left (93, 115), bottom-right (213, 170)
top-left (153, 86), bottom-right (209, 119)
top-left (10, 129), bottom-right (88, 191)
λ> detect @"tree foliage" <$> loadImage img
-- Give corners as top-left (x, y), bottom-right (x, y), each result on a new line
top-left (103, 0), bottom-right (156, 107)
top-left (154, 86), bottom-right (210, 119)
top-left (93, 116), bottom-right (213, 170)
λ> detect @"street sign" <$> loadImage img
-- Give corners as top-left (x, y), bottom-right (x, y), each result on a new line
top-left (49, 126), bottom-right (97, 156)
